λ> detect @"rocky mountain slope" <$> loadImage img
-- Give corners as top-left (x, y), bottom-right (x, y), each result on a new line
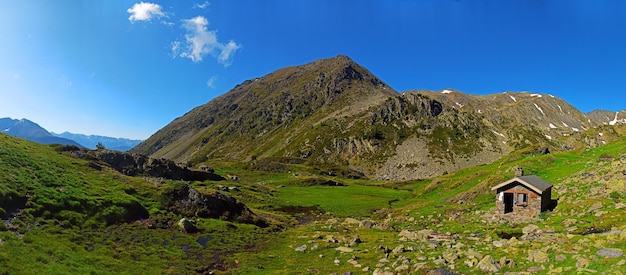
top-left (132, 56), bottom-right (626, 180)
top-left (0, 117), bottom-right (82, 147)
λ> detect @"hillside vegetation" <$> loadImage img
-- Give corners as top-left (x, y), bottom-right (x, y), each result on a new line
top-left (1, 121), bottom-right (625, 273)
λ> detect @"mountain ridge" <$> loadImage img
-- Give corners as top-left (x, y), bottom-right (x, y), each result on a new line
top-left (132, 55), bottom-right (626, 180)
top-left (0, 117), bottom-right (82, 147)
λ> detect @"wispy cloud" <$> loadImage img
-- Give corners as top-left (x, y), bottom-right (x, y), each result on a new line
top-left (206, 75), bottom-right (217, 88)
top-left (194, 1), bottom-right (210, 9)
top-left (172, 16), bottom-right (241, 66)
top-left (127, 2), bottom-right (165, 22)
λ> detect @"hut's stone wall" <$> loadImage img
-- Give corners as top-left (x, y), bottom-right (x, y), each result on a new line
top-left (495, 183), bottom-right (542, 219)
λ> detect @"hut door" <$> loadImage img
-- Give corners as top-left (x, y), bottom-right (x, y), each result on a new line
top-left (504, 193), bottom-right (514, 213)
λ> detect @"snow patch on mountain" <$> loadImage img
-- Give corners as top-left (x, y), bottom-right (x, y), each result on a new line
top-left (441, 89), bottom-right (453, 94)
top-left (530, 93), bottom-right (542, 98)
top-left (509, 95), bottom-right (517, 102)
top-left (549, 123), bottom-right (558, 129)
top-left (534, 103), bottom-right (545, 116)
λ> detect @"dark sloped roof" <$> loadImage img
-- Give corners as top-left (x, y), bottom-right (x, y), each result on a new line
top-left (491, 174), bottom-right (553, 194)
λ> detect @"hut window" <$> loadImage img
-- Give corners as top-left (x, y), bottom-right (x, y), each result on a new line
top-left (517, 193), bottom-right (528, 205)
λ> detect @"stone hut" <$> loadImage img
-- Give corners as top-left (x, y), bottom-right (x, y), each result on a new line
top-left (491, 168), bottom-right (553, 219)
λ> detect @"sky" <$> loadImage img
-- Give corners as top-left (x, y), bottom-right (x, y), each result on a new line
top-left (1, 1), bottom-right (625, 140)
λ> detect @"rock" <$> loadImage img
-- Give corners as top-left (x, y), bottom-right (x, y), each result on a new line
top-left (391, 245), bottom-right (405, 254)
top-left (349, 236), bottom-right (362, 247)
top-left (555, 254), bottom-right (567, 262)
top-left (596, 248), bottom-right (623, 258)
top-left (334, 258), bottom-right (341, 265)
top-left (523, 224), bottom-right (540, 234)
top-left (417, 229), bottom-right (435, 239)
top-left (528, 249), bottom-right (549, 263)
top-left (587, 201), bottom-right (602, 213)
top-left (398, 229), bottom-right (418, 240)
top-left (526, 266), bottom-right (544, 272)
top-left (549, 267), bottom-right (564, 273)
top-left (442, 251), bottom-right (458, 263)
top-left (344, 218), bottom-right (360, 225)
top-left (562, 218), bottom-right (578, 227)
top-left (360, 220), bottom-right (377, 228)
top-left (177, 218), bottom-right (198, 233)
top-left (294, 244), bottom-right (307, 252)
top-left (492, 240), bottom-right (504, 248)
top-left (476, 255), bottom-right (499, 272)
top-left (618, 259), bottom-right (625, 266)
top-left (89, 150), bottom-right (224, 181)
top-left (336, 246), bottom-right (354, 253)
top-left (163, 184), bottom-right (268, 227)
top-left (372, 269), bottom-right (393, 275)
top-left (427, 269), bottom-right (456, 275)
top-left (576, 257), bottom-right (590, 269)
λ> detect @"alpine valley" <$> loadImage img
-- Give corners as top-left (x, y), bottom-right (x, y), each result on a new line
top-left (1, 56), bottom-right (625, 274)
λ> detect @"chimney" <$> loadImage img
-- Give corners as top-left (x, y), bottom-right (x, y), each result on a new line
top-left (515, 167), bottom-right (524, 177)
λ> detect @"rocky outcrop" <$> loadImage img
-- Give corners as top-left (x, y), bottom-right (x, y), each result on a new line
top-left (161, 184), bottom-right (268, 227)
top-left (88, 150), bottom-right (224, 181)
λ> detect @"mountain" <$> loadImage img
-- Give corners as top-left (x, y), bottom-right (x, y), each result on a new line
top-left (51, 132), bottom-right (142, 151)
top-left (132, 56), bottom-right (626, 180)
top-left (0, 117), bottom-right (82, 147)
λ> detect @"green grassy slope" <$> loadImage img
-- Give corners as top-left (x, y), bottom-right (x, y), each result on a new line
top-left (1, 130), bottom-right (625, 274)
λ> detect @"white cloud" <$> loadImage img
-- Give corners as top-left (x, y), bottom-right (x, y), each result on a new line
top-left (127, 2), bottom-right (165, 22)
top-left (194, 1), bottom-right (210, 9)
top-left (206, 75), bottom-right (217, 88)
top-left (174, 16), bottom-right (241, 66)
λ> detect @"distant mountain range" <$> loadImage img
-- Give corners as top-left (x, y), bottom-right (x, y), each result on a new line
top-left (51, 132), bottom-right (142, 151)
top-left (132, 55), bottom-right (626, 180)
top-left (0, 117), bottom-right (82, 147)
top-left (0, 117), bottom-right (142, 151)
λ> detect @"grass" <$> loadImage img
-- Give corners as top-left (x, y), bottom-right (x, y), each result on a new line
top-left (1, 132), bottom-right (626, 273)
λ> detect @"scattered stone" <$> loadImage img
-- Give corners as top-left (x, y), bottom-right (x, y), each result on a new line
top-left (336, 246), bottom-right (354, 253)
top-left (526, 266), bottom-right (544, 272)
top-left (549, 267), bottom-right (564, 274)
top-left (426, 269), bottom-right (456, 275)
top-left (597, 248), bottom-right (623, 258)
top-left (562, 218), bottom-right (578, 227)
top-left (177, 218), bottom-right (198, 233)
top-left (344, 218), bottom-right (360, 225)
top-left (391, 245), bottom-right (405, 254)
top-left (576, 257), bottom-right (590, 269)
top-left (442, 251), bottom-right (458, 263)
top-left (360, 220), bottom-right (377, 228)
top-left (617, 259), bottom-right (625, 266)
top-left (334, 258), bottom-right (340, 265)
top-left (398, 229), bottom-right (418, 240)
top-left (477, 255), bottom-right (499, 272)
top-left (528, 249), bottom-right (549, 263)
top-left (523, 224), bottom-right (540, 234)
top-left (565, 226), bottom-right (579, 232)
top-left (555, 254), bottom-right (567, 262)
top-left (492, 240), bottom-right (504, 248)
top-left (349, 236), bottom-right (362, 247)
top-left (294, 244), bottom-right (307, 252)
top-left (372, 269), bottom-right (393, 275)
top-left (588, 201), bottom-right (602, 213)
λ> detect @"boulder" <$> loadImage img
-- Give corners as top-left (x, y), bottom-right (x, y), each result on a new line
top-left (163, 184), bottom-right (268, 227)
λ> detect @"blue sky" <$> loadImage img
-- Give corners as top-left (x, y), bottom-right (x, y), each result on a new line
top-left (1, 1), bottom-right (625, 139)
